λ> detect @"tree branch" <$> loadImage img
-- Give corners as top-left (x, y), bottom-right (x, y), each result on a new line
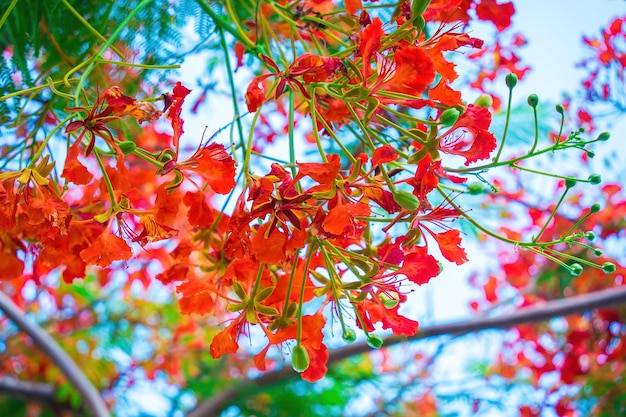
top-left (189, 286), bottom-right (626, 417)
top-left (0, 376), bottom-right (76, 413)
top-left (0, 290), bottom-right (111, 417)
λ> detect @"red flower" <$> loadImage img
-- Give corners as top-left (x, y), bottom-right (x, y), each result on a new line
top-left (438, 104), bottom-right (497, 165)
top-left (79, 221), bottom-right (132, 268)
top-left (165, 82), bottom-right (192, 157)
top-left (65, 86), bottom-right (161, 156)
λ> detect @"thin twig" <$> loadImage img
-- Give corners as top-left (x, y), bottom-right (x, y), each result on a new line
top-left (189, 286), bottom-right (626, 417)
top-left (0, 290), bottom-right (111, 417)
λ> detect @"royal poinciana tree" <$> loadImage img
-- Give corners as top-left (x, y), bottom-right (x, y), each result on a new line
top-left (0, 0), bottom-right (624, 416)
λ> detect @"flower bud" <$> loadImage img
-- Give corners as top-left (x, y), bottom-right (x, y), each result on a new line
top-left (527, 94), bottom-right (539, 108)
top-left (597, 132), bottom-right (610, 141)
top-left (474, 94), bottom-right (492, 108)
top-left (439, 108), bottom-right (460, 126)
top-left (593, 248), bottom-right (603, 256)
top-left (564, 178), bottom-right (577, 189)
top-left (555, 104), bottom-right (565, 115)
top-left (366, 334), bottom-right (384, 349)
top-left (569, 263), bottom-right (583, 276)
top-left (590, 203), bottom-right (601, 213)
top-left (505, 73), bottom-right (518, 89)
top-left (602, 262), bottom-right (616, 273)
top-left (291, 344), bottom-right (310, 373)
top-left (342, 329), bottom-right (357, 343)
top-left (588, 174), bottom-right (601, 185)
top-left (467, 182), bottom-right (485, 194)
top-left (585, 231), bottom-right (595, 241)
top-left (393, 190), bottom-right (420, 211)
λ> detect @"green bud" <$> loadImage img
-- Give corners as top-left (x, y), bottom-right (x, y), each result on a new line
top-left (505, 73), bottom-right (518, 89)
top-left (527, 94), bottom-right (539, 108)
top-left (586, 150), bottom-right (596, 158)
top-left (467, 182), bottom-right (485, 195)
top-left (569, 263), bottom-right (583, 276)
top-left (291, 344), bottom-right (310, 373)
top-left (585, 231), bottom-right (595, 241)
top-left (597, 132), bottom-right (610, 141)
top-left (588, 174), bottom-right (602, 185)
top-left (601, 262), bottom-right (616, 273)
top-left (590, 203), bottom-right (601, 214)
top-left (118, 141), bottom-right (136, 155)
top-left (439, 108), bottom-right (460, 126)
top-left (474, 94), bottom-right (492, 108)
top-left (342, 329), bottom-right (357, 343)
top-left (366, 334), bottom-right (384, 349)
top-left (565, 178), bottom-right (577, 189)
top-left (393, 190), bottom-right (420, 211)
top-left (555, 104), bottom-right (565, 115)
top-left (593, 248), bottom-right (603, 257)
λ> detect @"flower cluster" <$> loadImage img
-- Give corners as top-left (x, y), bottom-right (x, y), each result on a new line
top-left (0, 0), bottom-right (616, 386)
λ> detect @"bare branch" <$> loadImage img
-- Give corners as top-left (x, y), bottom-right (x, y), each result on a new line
top-left (0, 290), bottom-right (111, 417)
top-left (0, 376), bottom-right (77, 413)
top-left (0, 377), bottom-right (56, 403)
top-left (189, 286), bottom-right (626, 417)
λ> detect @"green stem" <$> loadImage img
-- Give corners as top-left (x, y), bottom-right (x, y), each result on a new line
top-left (542, 247), bottom-right (602, 270)
top-left (60, 0), bottom-right (124, 58)
top-left (72, 0), bottom-right (154, 105)
top-left (1, 79), bottom-right (81, 101)
top-left (242, 109), bottom-right (262, 175)
top-left (250, 263), bottom-right (266, 299)
top-left (313, 108), bottom-right (357, 164)
top-left (218, 28), bottom-right (246, 161)
top-left (445, 142), bottom-right (559, 173)
top-left (96, 58), bottom-right (180, 70)
top-left (320, 241), bottom-right (366, 282)
top-left (46, 77), bottom-right (74, 100)
top-left (532, 187), bottom-right (569, 243)
top-left (437, 185), bottom-right (519, 246)
top-left (0, 0), bottom-right (19, 31)
top-left (525, 246), bottom-right (574, 273)
top-left (308, 87), bottom-right (328, 163)
top-left (493, 82), bottom-right (515, 163)
top-left (529, 103), bottom-right (539, 154)
top-left (288, 91), bottom-right (298, 179)
top-left (94, 150), bottom-right (117, 204)
top-left (510, 163), bottom-right (592, 183)
top-left (297, 243), bottom-right (317, 344)
top-left (29, 115), bottom-right (74, 166)
top-left (280, 253), bottom-right (300, 319)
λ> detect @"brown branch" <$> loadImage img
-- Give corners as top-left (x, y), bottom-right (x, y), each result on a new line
top-left (0, 376), bottom-right (76, 413)
top-left (0, 290), bottom-right (111, 417)
top-left (189, 286), bottom-right (626, 417)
